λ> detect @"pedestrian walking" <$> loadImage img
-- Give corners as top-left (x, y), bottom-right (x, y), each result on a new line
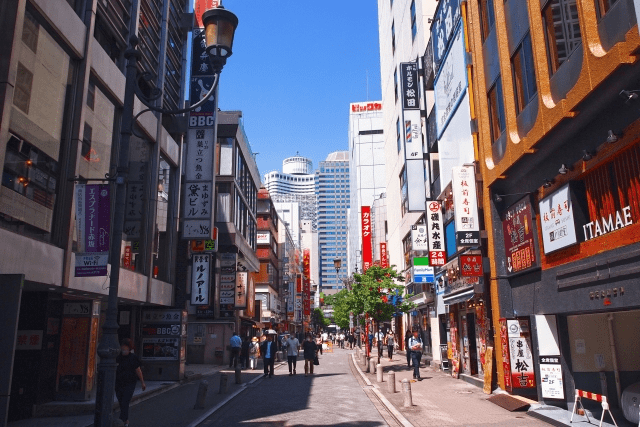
top-left (249, 337), bottom-right (260, 370)
top-left (229, 332), bottom-right (242, 368)
top-left (115, 338), bottom-right (146, 427)
top-left (285, 333), bottom-right (300, 375)
top-left (375, 328), bottom-right (385, 361)
top-left (404, 331), bottom-right (412, 367)
top-left (386, 330), bottom-right (395, 361)
top-left (348, 333), bottom-right (354, 349)
top-left (316, 333), bottom-right (323, 355)
top-left (408, 326), bottom-right (424, 381)
top-left (339, 332), bottom-right (345, 349)
top-left (260, 334), bottom-right (276, 378)
top-left (241, 336), bottom-right (250, 369)
top-left (303, 333), bottom-right (318, 376)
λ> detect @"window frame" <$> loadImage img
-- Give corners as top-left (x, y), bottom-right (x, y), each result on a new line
top-left (487, 77), bottom-right (506, 143)
top-left (511, 32), bottom-right (537, 115)
top-left (542, 0), bottom-right (582, 75)
top-left (479, 0), bottom-right (496, 42)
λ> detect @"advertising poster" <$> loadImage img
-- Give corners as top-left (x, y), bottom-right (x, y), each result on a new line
top-left (426, 201), bottom-right (445, 265)
top-left (141, 338), bottom-right (179, 361)
top-left (540, 357), bottom-right (564, 399)
top-left (411, 224), bottom-right (429, 251)
top-left (507, 319), bottom-right (536, 389)
top-left (502, 198), bottom-right (537, 274)
top-left (74, 184), bottom-right (110, 277)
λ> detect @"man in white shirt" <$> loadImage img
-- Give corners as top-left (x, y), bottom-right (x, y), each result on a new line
top-left (285, 334), bottom-right (300, 375)
top-left (408, 326), bottom-right (423, 381)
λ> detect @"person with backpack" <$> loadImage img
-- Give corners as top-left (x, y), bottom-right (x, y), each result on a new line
top-left (249, 337), bottom-right (260, 370)
top-left (408, 326), bottom-right (424, 381)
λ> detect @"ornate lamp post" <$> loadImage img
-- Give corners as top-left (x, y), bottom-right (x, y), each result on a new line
top-left (93, 7), bottom-right (238, 426)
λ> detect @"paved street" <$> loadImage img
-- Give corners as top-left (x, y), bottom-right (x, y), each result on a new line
top-left (199, 349), bottom-right (389, 427)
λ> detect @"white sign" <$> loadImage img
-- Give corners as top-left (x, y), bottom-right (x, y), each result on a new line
top-left (15, 330), bottom-right (43, 350)
top-left (191, 254), bottom-right (211, 305)
top-left (183, 127), bottom-right (215, 240)
top-left (185, 128), bottom-right (214, 181)
top-left (539, 184), bottom-right (577, 254)
top-left (426, 201), bottom-right (445, 265)
top-left (540, 358), bottom-right (564, 399)
top-left (411, 225), bottom-right (429, 250)
top-left (236, 272), bottom-right (248, 308)
top-left (452, 166), bottom-right (479, 232)
top-left (403, 109), bottom-right (423, 160)
top-left (435, 26), bottom-right (468, 137)
top-left (257, 232), bottom-right (271, 245)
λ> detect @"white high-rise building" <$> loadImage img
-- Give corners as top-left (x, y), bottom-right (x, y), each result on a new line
top-left (347, 101), bottom-right (386, 274)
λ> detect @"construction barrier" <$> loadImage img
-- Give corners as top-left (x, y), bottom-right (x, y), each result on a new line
top-left (570, 389), bottom-right (618, 427)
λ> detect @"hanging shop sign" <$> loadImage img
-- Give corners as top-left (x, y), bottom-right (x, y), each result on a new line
top-left (303, 249), bottom-right (311, 316)
top-left (426, 201), bottom-right (445, 265)
top-left (434, 25), bottom-right (467, 138)
top-left (431, 0), bottom-right (462, 72)
top-left (413, 265), bottom-right (435, 283)
top-left (361, 206), bottom-right (373, 271)
top-left (451, 166), bottom-right (480, 246)
top-left (380, 242), bottom-right (388, 268)
top-left (583, 206), bottom-right (633, 241)
top-left (183, 129), bottom-right (215, 240)
top-left (194, 0), bottom-right (220, 28)
top-left (191, 254), bottom-right (211, 306)
top-left (351, 102), bottom-right (382, 113)
top-left (75, 184), bottom-right (110, 277)
top-left (459, 254), bottom-right (483, 277)
top-left (219, 253), bottom-right (237, 318)
top-left (400, 62), bottom-right (420, 111)
top-left (257, 231), bottom-right (271, 245)
top-left (411, 224), bottom-right (429, 251)
top-left (505, 319), bottom-right (536, 389)
top-left (540, 357), bottom-right (564, 399)
top-left (502, 197), bottom-right (538, 274)
top-left (539, 184), bottom-right (578, 254)
top-left (235, 271), bottom-right (247, 309)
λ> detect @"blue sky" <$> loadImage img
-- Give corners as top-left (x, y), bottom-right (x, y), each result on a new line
top-left (210, 1), bottom-right (383, 177)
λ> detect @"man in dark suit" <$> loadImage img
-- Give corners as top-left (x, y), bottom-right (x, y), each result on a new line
top-left (260, 335), bottom-right (276, 378)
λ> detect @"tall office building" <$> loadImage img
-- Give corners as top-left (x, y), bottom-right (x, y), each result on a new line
top-left (263, 155), bottom-right (317, 231)
top-left (347, 101), bottom-right (386, 274)
top-left (316, 151), bottom-right (350, 294)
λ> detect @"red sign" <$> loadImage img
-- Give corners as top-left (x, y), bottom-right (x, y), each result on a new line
top-left (351, 102), bottom-right (382, 113)
top-left (303, 249), bottom-right (311, 316)
top-left (361, 206), bottom-right (373, 271)
top-left (502, 198), bottom-right (537, 274)
top-left (123, 246), bottom-right (132, 270)
top-left (380, 243), bottom-right (388, 268)
top-left (296, 275), bottom-right (302, 293)
top-left (194, 0), bottom-right (220, 28)
top-left (459, 255), bottom-right (483, 277)
top-left (499, 319), bottom-right (512, 392)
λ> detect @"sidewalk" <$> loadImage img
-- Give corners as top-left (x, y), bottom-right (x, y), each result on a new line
top-left (353, 350), bottom-right (548, 427)
top-left (8, 362), bottom-right (280, 427)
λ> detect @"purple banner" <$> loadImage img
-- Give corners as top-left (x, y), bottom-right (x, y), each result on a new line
top-left (75, 184), bottom-right (110, 277)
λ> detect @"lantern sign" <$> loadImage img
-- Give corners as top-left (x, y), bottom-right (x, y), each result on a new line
top-left (426, 201), bottom-right (445, 265)
top-left (452, 166), bottom-right (480, 246)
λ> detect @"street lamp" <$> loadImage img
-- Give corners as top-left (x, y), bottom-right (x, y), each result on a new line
top-left (333, 257), bottom-right (341, 285)
top-left (93, 7), bottom-right (238, 427)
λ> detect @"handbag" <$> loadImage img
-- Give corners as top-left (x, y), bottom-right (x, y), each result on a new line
top-left (313, 354), bottom-right (320, 366)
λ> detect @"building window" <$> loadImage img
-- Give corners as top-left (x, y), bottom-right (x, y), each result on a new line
top-left (81, 123), bottom-right (93, 161)
top-left (87, 81), bottom-right (95, 110)
top-left (400, 167), bottom-right (408, 216)
top-left (542, 0), bottom-right (582, 75)
top-left (511, 32), bottom-right (537, 115)
top-left (488, 77), bottom-right (506, 143)
top-left (595, 0), bottom-right (618, 18)
top-left (13, 63), bottom-right (33, 114)
top-left (396, 118), bottom-right (402, 153)
top-left (479, 0), bottom-right (495, 42)
top-left (391, 21), bottom-right (396, 54)
top-left (394, 68), bottom-right (399, 103)
top-left (390, 0), bottom-right (393, 7)
top-left (411, 0), bottom-right (418, 41)
top-left (21, 11), bottom-right (39, 54)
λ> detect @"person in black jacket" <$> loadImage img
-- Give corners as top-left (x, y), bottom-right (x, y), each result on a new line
top-left (241, 336), bottom-right (250, 370)
top-left (116, 338), bottom-right (146, 427)
top-left (260, 335), bottom-right (276, 378)
top-left (302, 333), bottom-right (318, 376)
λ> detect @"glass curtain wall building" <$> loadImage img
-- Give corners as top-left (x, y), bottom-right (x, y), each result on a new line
top-left (316, 151), bottom-right (350, 294)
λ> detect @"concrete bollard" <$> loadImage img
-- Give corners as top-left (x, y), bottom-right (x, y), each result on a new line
top-left (376, 364), bottom-right (383, 382)
top-left (219, 373), bottom-right (228, 394)
top-left (401, 378), bottom-right (413, 407)
top-left (387, 371), bottom-right (396, 393)
top-left (235, 367), bottom-right (242, 384)
top-left (369, 359), bottom-right (377, 375)
top-left (193, 380), bottom-right (209, 409)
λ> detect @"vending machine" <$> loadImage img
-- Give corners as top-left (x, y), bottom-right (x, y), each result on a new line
top-left (139, 309), bottom-right (187, 381)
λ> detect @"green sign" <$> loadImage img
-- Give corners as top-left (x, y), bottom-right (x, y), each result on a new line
top-left (204, 239), bottom-right (217, 252)
top-left (413, 256), bottom-right (430, 266)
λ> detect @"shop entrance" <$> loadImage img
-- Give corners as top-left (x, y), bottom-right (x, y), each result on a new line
top-left (466, 312), bottom-right (479, 376)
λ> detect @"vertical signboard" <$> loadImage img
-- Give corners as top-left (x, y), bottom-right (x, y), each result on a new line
top-left (235, 271), bottom-right (247, 308)
top-left (303, 249), bottom-right (311, 316)
top-left (194, 0), bottom-right (220, 28)
top-left (431, 0), bottom-right (462, 73)
top-left (459, 255), bottom-right (483, 276)
top-left (502, 198), bottom-right (538, 274)
top-left (426, 201), bottom-right (446, 266)
top-left (499, 319), bottom-right (512, 392)
top-left (124, 162), bottom-right (146, 239)
top-left (75, 184), bottom-right (110, 277)
top-left (219, 253), bottom-right (236, 318)
top-left (538, 184), bottom-right (578, 254)
top-left (452, 166), bottom-right (480, 246)
top-left (361, 207), bottom-right (373, 271)
top-left (507, 319), bottom-right (536, 389)
top-left (380, 242), bottom-right (388, 268)
top-left (434, 26), bottom-right (468, 137)
top-left (540, 357), bottom-right (564, 399)
top-left (411, 225), bottom-right (429, 251)
top-left (191, 254), bottom-right (211, 305)
top-left (400, 62), bottom-right (426, 212)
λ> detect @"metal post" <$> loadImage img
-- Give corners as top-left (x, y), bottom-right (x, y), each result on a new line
top-left (93, 43), bottom-right (140, 427)
top-left (376, 364), bottom-right (383, 382)
top-left (387, 371), bottom-right (396, 393)
top-left (193, 380), bottom-right (209, 409)
top-left (401, 378), bottom-right (413, 407)
top-left (235, 367), bottom-right (242, 384)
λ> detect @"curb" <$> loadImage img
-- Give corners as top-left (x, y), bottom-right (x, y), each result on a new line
top-left (350, 354), bottom-right (414, 427)
top-left (187, 362), bottom-right (287, 427)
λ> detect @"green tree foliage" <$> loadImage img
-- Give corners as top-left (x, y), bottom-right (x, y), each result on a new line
top-left (323, 290), bottom-right (351, 329)
top-left (311, 307), bottom-right (330, 330)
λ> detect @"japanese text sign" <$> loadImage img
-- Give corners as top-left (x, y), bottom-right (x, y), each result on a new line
top-left (235, 271), bottom-right (247, 308)
top-left (411, 224), bottom-right (429, 251)
top-left (183, 127), bottom-right (215, 240)
top-left (400, 62), bottom-right (420, 110)
top-left (185, 128), bottom-right (214, 181)
top-left (507, 319), bottom-right (536, 389)
top-left (361, 206), bottom-right (373, 271)
top-left (502, 198), bottom-right (537, 274)
top-left (539, 184), bottom-right (578, 254)
top-left (452, 166), bottom-right (480, 246)
top-left (191, 254), bottom-right (211, 305)
top-left (380, 242), bottom-right (388, 268)
top-left (426, 201), bottom-right (445, 265)
top-left (459, 255), bottom-right (483, 277)
top-left (75, 184), bottom-right (110, 277)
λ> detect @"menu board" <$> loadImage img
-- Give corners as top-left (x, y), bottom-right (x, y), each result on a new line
top-left (502, 197), bottom-right (537, 274)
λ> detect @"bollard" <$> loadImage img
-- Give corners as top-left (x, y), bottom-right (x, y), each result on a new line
top-left (219, 373), bottom-right (228, 394)
top-left (401, 378), bottom-right (413, 407)
top-left (193, 380), bottom-right (209, 409)
top-left (361, 354), bottom-right (367, 368)
top-left (235, 367), bottom-right (242, 384)
top-left (387, 371), bottom-right (396, 393)
top-left (376, 364), bottom-right (383, 383)
top-left (369, 358), bottom-right (377, 375)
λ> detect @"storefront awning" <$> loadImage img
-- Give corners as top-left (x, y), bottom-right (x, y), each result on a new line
top-left (442, 288), bottom-right (475, 305)
top-left (240, 317), bottom-right (264, 328)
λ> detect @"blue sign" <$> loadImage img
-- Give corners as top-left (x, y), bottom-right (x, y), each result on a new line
top-left (432, 0), bottom-right (461, 72)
